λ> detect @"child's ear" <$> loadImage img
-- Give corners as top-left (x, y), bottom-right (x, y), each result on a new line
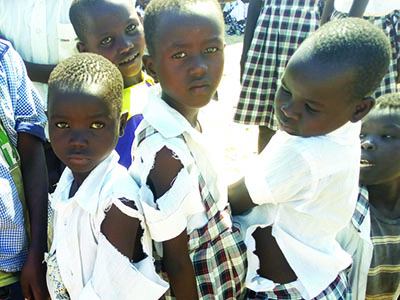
top-left (142, 54), bottom-right (157, 81)
top-left (350, 97), bottom-right (375, 123)
top-left (119, 111), bottom-right (129, 137)
top-left (76, 42), bottom-right (89, 53)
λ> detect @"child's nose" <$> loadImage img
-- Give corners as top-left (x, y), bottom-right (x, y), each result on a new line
top-left (361, 139), bottom-right (376, 151)
top-left (281, 102), bottom-right (300, 120)
top-left (119, 37), bottom-right (134, 54)
top-left (69, 131), bottom-right (88, 148)
top-left (189, 56), bottom-right (208, 77)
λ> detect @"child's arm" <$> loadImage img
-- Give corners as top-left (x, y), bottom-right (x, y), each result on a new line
top-left (228, 177), bottom-right (256, 215)
top-left (321, 0), bottom-right (369, 26)
top-left (148, 147), bottom-right (198, 300)
top-left (17, 132), bottom-right (49, 300)
top-left (24, 61), bottom-right (56, 84)
top-left (320, 0), bottom-right (334, 26)
top-left (240, 0), bottom-right (262, 82)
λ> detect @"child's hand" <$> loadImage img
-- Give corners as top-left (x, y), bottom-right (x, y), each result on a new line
top-left (20, 246), bottom-right (50, 300)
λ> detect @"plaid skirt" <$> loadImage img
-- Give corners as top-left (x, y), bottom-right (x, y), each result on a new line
top-left (245, 270), bottom-right (350, 300)
top-left (235, 0), bottom-right (322, 129)
top-left (331, 9), bottom-right (400, 98)
top-left (150, 139), bottom-right (247, 299)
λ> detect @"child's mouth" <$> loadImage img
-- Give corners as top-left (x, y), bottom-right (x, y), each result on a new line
top-left (360, 159), bottom-right (374, 168)
top-left (119, 53), bottom-right (140, 66)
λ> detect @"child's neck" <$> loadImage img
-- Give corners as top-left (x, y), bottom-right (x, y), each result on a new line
top-left (123, 72), bottom-right (144, 89)
top-left (367, 181), bottom-right (400, 219)
top-left (69, 179), bottom-right (80, 198)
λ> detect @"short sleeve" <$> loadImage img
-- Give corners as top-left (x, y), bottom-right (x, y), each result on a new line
top-left (0, 42), bottom-right (46, 146)
top-left (245, 136), bottom-right (317, 206)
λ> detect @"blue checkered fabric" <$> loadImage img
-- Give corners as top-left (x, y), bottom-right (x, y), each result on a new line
top-left (0, 40), bottom-right (46, 272)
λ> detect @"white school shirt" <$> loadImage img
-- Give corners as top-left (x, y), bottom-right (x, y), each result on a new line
top-left (130, 85), bottom-right (229, 246)
top-left (334, 0), bottom-right (400, 16)
top-left (48, 151), bottom-right (168, 300)
top-left (236, 121), bottom-right (362, 299)
top-left (0, 0), bottom-right (78, 101)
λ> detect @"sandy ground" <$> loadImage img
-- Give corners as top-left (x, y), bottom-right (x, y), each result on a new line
top-left (204, 33), bottom-right (258, 184)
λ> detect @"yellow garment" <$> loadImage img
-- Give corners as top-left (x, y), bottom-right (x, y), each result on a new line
top-left (122, 72), bottom-right (155, 118)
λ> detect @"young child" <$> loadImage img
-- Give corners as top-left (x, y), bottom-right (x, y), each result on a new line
top-left (0, 39), bottom-right (48, 300)
top-left (129, 0), bottom-right (247, 299)
top-left (228, 18), bottom-right (391, 299)
top-left (45, 53), bottom-right (168, 299)
top-left (358, 93), bottom-right (400, 300)
top-left (69, 0), bottom-right (154, 168)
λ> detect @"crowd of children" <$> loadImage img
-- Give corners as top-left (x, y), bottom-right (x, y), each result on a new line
top-left (0, 0), bottom-right (399, 299)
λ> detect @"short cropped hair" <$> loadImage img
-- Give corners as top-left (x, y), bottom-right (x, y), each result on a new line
top-left (374, 93), bottom-right (400, 111)
top-left (48, 53), bottom-right (124, 114)
top-left (69, 0), bottom-right (136, 43)
top-left (305, 18), bottom-right (391, 100)
top-left (144, 0), bottom-right (223, 56)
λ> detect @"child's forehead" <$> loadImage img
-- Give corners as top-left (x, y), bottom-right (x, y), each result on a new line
top-left (85, 0), bottom-right (139, 20)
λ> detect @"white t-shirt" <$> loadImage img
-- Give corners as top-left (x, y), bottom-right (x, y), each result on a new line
top-left (334, 0), bottom-right (400, 16)
top-left (236, 121), bottom-right (362, 299)
top-left (48, 152), bottom-right (168, 299)
top-left (0, 0), bottom-right (78, 101)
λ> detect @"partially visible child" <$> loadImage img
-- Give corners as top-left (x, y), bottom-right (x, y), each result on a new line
top-left (228, 18), bottom-right (391, 299)
top-left (45, 53), bottom-right (168, 299)
top-left (69, 0), bottom-right (154, 168)
top-left (130, 0), bottom-right (247, 299)
top-left (0, 39), bottom-right (49, 300)
top-left (358, 93), bottom-right (400, 300)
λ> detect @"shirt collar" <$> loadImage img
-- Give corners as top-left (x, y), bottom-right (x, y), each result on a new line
top-left (52, 151), bottom-right (120, 214)
top-left (325, 121), bottom-right (361, 145)
top-left (142, 84), bottom-right (200, 139)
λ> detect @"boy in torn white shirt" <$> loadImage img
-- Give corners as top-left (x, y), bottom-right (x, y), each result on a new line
top-left (45, 53), bottom-right (168, 300)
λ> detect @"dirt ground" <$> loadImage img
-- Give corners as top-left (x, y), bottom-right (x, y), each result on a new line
top-left (204, 32), bottom-right (258, 184)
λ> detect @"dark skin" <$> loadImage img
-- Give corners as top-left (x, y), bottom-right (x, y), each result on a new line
top-left (320, 0), bottom-right (369, 26)
top-left (101, 202), bottom-right (145, 262)
top-left (148, 147), bottom-right (198, 300)
top-left (17, 132), bottom-right (49, 300)
top-left (228, 178), bottom-right (296, 283)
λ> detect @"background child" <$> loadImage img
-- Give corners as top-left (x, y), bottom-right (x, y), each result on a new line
top-left (229, 18), bottom-right (391, 299)
top-left (358, 93), bottom-right (400, 300)
top-left (130, 0), bottom-right (247, 299)
top-left (69, 0), bottom-right (154, 168)
top-left (0, 40), bottom-right (48, 300)
top-left (46, 53), bottom-right (167, 299)
top-left (234, 0), bottom-right (323, 152)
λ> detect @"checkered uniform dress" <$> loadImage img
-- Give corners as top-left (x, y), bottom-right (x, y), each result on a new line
top-left (136, 128), bottom-right (248, 300)
top-left (330, 9), bottom-right (399, 98)
top-left (245, 270), bottom-right (349, 300)
top-left (235, 0), bottom-right (322, 129)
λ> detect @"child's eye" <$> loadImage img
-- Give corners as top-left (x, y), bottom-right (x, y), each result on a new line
top-left (172, 52), bottom-right (186, 59)
top-left (90, 122), bottom-right (104, 129)
top-left (382, 134), bottom-right (395, 139)
top-left (100, 37), bottom-right (113, 45)
top-left (126, 24), bottom-right (137, 33)
top-left (56, 122), bottom-right (69, 129)
top-left (305, 103), bottom-right (320, 113)
top-left (280, 84), bottom-right (291, 96)
top-left (359, 133), bottom-right (365, 139)
top-left (204, 47), bottom-right (218, 54)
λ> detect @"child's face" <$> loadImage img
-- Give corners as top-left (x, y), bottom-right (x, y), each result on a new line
top-left (48, 90), bottom-right (124, 184)
top-left (274, 49), bottom-right (371, 137)
top-left (359, 108), bottom-right (400, 185)
top-left (78, 0), bottom-right (145, 86)
top-left (144, 8), bottom-right (224, 116)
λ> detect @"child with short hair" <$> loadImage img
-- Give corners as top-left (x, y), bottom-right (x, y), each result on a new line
top-left (69, 0), bottom-right (154, 168)
top-left (228, 18), bottom-right (391, 299)
top-left (45, 53), bottom-right (168, 299)
top-left (129, 0), bottom-right (247, 299)
top-left (358, 93), bottom-right (400, 300)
